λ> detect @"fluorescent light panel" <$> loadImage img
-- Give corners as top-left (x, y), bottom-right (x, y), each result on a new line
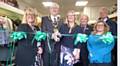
top-left (75, 1), bottom-right (88, 6)
top-left (42, 2), bottom-right (54, 7)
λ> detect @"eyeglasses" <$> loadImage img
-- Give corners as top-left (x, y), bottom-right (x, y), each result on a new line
top-left (97, 24), bottom-right (104, 26)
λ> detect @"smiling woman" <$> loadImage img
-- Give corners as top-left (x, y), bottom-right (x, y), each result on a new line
top-left (15, 7), bottom-right (41, 66)
top-left (93, 21), bottom-right (109, 35)
top-left (87, 21), bottom-right (115, 66)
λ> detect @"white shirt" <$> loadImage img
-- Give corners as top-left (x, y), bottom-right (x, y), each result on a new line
top-left (103, 17), bottom-right (108, 22)
top-left (50, 15), bottom-right (59, 23)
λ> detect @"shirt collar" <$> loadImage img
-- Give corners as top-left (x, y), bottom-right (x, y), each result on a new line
top-left (103, 17), bottom-right (108, 22)
top-left (50, 15), bottom-right (58, 22)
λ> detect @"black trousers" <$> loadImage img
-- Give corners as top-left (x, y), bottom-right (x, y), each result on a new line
top-left (43, 42), bottom-right (60, 66)
top-left (74, 43), bottom-right (89, 66)
top-left (80, 43), bottom-right (89, 66)
top-left (89, 63), bottom-right (112, 66)
top-left (112, 38), bottom-right (117, 66)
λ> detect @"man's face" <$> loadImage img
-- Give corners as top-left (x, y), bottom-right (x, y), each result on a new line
top-left (99, 10), bottom-right (108, 18)
top-left (50, 7), bottom-right (59, 16)
top-left (80, 16), bottom-right (88, 25)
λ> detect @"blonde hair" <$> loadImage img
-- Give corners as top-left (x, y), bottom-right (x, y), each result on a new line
top-left (22, 8), bottom-right (38, 24)
top-left (67, 10), bottom-right (75, 16)
top-left (93, 21), bottom-right (109, 34)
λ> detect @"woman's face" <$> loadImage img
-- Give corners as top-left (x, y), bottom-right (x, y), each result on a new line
top-left (67, 12), bottom-right (75, 23)
top-left (26, 13), bottom-right (35, 23)
top-left (96, 22), bottom-right (105, 32)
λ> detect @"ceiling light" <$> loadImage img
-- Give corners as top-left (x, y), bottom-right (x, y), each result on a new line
top-left (42, 2), bottom-right (54, 7)
top-left (75, 1), bottom-right (88, 6)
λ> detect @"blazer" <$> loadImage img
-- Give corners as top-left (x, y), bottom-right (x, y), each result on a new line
top-left (106, 17), bottom-right (117, 36)
top-left (15, 24), bottom-right (38, 66)
top-left (41, 16), bottom-right (63, 66)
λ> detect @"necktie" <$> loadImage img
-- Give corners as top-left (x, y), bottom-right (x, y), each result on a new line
top-left (53, 17), bottom-right (57, 26)
top-left (54, 17), bottom-right (57, 22)
top-left (53, 17), bottom-right (58, 32)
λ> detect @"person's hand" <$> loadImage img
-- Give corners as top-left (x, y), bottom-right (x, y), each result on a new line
top-left (64, 54), bottom-right (74, 65)
top-left (54, 30), bottom-right (61, 38)
top-left (52, 33), bottom-right (59, 42)
top-left (73, 48), bottom-right (80, 60)
top-left (37, 47), bottom-right (43, 54)
top-left (51, 31), bottom-right (61, 42)
top-left (0, 17), bottom-right (6, 25)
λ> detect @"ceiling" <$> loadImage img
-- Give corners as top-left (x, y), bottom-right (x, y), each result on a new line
top-left (17, 0), bottom-right (117, 16)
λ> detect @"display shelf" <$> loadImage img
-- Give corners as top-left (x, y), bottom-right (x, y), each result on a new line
top-left (0, 2), bottom-right (24, 15)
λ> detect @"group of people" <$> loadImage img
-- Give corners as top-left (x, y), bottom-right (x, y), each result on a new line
top-left (0, 2), bottom-right (117, 66)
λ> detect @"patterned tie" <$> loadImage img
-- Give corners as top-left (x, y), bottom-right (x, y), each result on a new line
top-left (53, 17), bottom-right (58, 29)
top-left (54, 17), bottom-right (57, 25)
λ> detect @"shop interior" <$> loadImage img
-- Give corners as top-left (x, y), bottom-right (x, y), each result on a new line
top-left (0, 0), bottom-right (117, 66)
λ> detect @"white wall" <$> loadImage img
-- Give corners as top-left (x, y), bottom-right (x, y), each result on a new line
top-left (83, 6), bottom-right (111, 24)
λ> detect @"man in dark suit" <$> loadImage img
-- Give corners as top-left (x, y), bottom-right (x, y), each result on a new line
top-left (74, 15), bottom-right (92, 66)
top-left (99, 7), bottom-right (117, 36)
top-left (41, 3), bottom-right (63, 66)
top-left (80, 15), bottom-right (93, 66)
top-left (98, 7), bottom-right (117, 66)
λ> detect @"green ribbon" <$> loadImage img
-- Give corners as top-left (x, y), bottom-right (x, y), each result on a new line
top-left (8, 31), bottom-right (26, 66)
top-left (34, 31), bottom-right (47, 42)
top-left (74, 33), bottom-right (88, 45)
top-left (10, 32), bottom-right (27, 41)
top-left (100, 32), bottom-right (114, 44)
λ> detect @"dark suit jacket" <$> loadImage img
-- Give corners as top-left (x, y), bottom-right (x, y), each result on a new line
top-left (41, 16), bottom-right (63, 66)
top-left (77, 25), bottom-right (92, 66)
top-left (106, 17), bottom-right (117, 66)
top-left (106, 18), bottom-right (117, 36)
top-left (41, 16), bottom-right (63, 33)
top-left (15, 24), bottom-right (38, 66)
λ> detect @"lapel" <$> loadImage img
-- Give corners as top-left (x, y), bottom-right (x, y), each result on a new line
top-left (80, 25), bottom-right (89, 33)
top-left (48, 16), bottom-right (53, 23)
